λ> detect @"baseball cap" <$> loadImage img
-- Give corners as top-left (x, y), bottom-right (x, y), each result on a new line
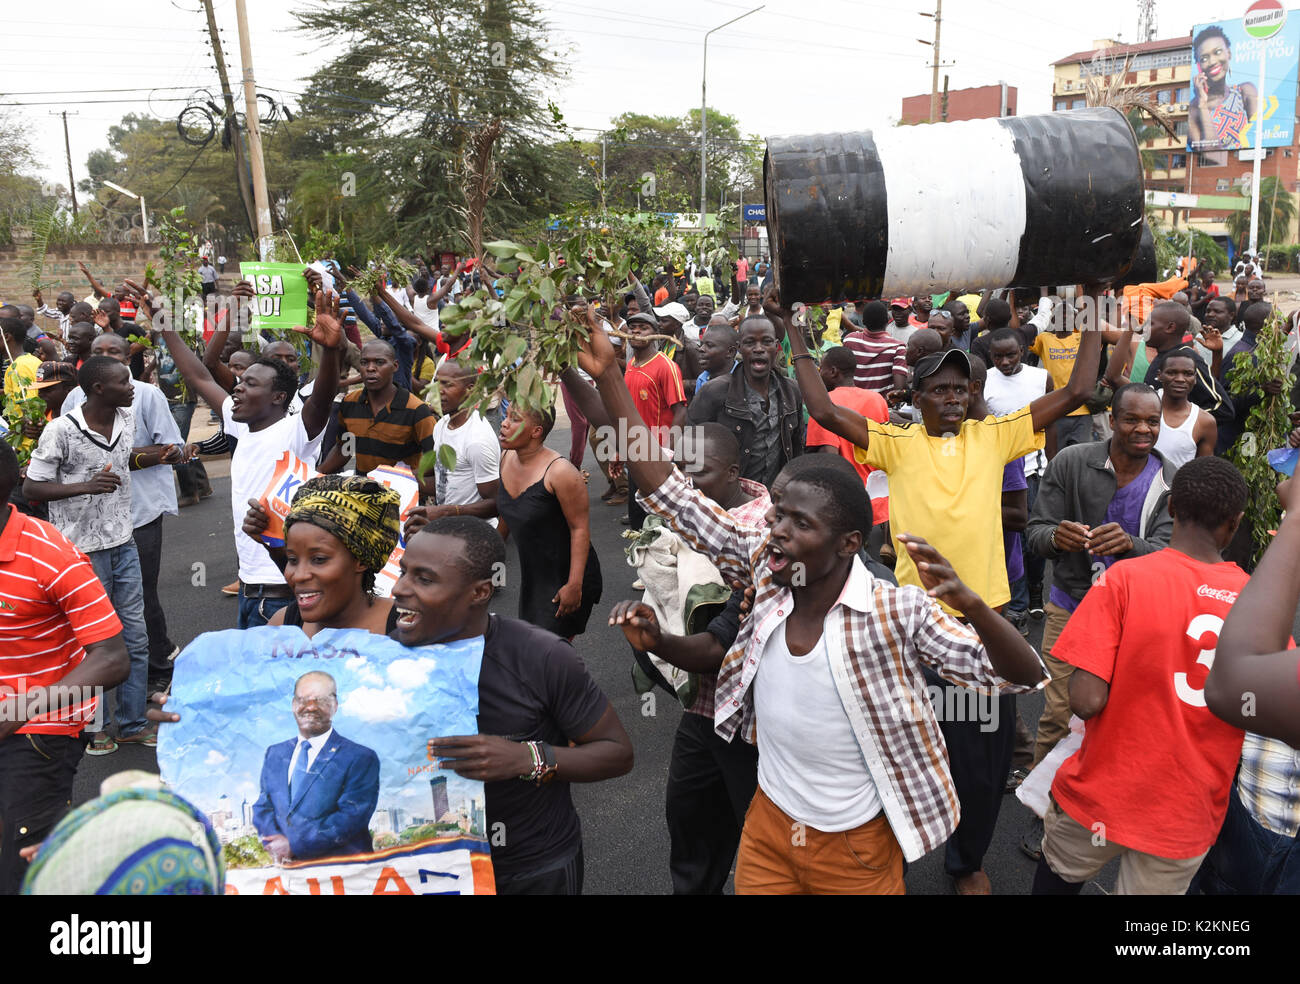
top-left (913, 348), bottom-right (971, 382)
top-left (653, 302), bottom-right (690, 325)
top-left (31, 361), bottom-right (76, 389)
top-left (888, 297), bottom-right (910, 309)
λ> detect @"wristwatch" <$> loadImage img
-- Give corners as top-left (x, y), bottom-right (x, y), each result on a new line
top-left (536, 742), bottom-right (558, 785)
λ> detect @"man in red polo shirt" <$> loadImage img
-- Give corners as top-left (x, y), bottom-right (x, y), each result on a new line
top-left (622, 311), bottom-right (686, 530)
top-left (0, 441), bottom-right (128, 894)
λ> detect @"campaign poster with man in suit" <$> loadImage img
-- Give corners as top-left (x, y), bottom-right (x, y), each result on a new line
top-left (157, 626), bottom-right (494, 895)
top-left (253, 670), bottom-right (380, 862)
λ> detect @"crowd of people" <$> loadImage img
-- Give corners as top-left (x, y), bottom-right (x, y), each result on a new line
top-left (2, 248), bottom-right (1299, 897)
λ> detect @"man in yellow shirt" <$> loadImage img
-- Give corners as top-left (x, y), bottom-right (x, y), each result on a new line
top-left (781, 295), bottom-right (1103, 614)
top-left (1030, 327), bottom-right (1092, 450)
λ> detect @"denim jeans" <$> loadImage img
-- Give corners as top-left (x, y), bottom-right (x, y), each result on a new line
top-left (87, 542), bottom-right (150, 737)
top-left (1189, 781), bottom-right (1300, 894)
top-left (238, 588), bottom-right (293, 629)
top-left (132, 515), bottom-right (174, 668)
top-left (170, 401), bottom-right (210, 498)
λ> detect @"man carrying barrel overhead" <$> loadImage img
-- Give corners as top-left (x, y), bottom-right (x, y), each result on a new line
top-left (773, 288), bottom-right (1103, 894)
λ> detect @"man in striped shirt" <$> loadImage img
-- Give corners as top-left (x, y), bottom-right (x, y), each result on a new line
top-left (841, 300), bottom-right (908, 395)
top-left (318, 339), bottom-right (437, 496)
top-left (0, 441), bottom-right (129, 894)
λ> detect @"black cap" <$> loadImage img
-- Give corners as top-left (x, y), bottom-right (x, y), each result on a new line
top-left (913, 348), bottom-right (971, 382)
top-left (625, 312), bottom-right (657, 328)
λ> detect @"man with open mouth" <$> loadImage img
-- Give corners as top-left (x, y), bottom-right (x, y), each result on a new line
top-left (688, 314), bottom-right (804, 490)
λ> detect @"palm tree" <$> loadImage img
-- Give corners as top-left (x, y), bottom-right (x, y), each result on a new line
top-left (1227, 176), bottom-right (1297, 255)
top-left (1126, 109), bottom-right (1164, 173)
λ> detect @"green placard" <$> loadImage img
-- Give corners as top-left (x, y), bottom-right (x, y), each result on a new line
top-left (239, 262), bottom-right (309, 334)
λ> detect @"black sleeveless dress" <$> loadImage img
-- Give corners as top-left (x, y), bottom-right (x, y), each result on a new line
top-left (497, 457), bottom-right (603, 638)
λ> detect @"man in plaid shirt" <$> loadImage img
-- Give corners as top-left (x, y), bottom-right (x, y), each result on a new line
top-left (580, 323), bottom-right (1046, 894)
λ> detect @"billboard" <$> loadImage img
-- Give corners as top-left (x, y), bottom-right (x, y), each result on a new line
top-left (1188, 12), bottom-right (1300, 152)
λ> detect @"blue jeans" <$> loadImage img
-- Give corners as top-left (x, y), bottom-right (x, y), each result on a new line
top-left (170, 401), bottom-right (210, 498)
top-left (88, 542), bottom-right (149, 737)
top-left (1189, 781), bottom-right (1300, 894)
top-left (238, 588), bottom-right (293, 629)
top-left (1008, 574), bottom-right (1028, 615)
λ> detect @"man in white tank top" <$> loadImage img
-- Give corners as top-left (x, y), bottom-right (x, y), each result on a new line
top-left (1154, 351), bottom-right (1217, 469)
top-left (982, 328), bottom-right (1053, 616)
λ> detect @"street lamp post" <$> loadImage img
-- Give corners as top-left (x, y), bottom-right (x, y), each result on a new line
top-left (701, 6), bottom-right (764, 226)
top-left (103, 180), bottom-right (148, 243)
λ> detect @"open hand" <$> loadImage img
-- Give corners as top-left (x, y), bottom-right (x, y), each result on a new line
top-left (293, 290), bottom-right (343, 350)
top-left (898, 533), bottom-right (982, 613)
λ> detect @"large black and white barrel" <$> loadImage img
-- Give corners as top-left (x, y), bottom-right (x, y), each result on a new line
top-left (764, 107), bottom-right (1146, 302)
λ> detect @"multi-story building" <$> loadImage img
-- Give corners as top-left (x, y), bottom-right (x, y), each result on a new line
top-left (1051, 35), bottom-right (1300, 248)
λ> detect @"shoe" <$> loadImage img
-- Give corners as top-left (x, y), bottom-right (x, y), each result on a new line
top-left (177, 494), bottom-right (201, 508)
top-left (85, 734), bottom-right (119, 756)
top-left (632, 579), bottom-right (645, 590)
top-left (600, 486), bottom-right (616, 501)
top-left (1005, 767), bottom-right (1030, 793)
top-left (606, 492), bottom-right (628, 506)
top-left (1004, 609), bottom-right (1028, 637)
top-left (1020, 815), bottom-right (1044, 862)
top-left (619, 515), bottom-right (630, 526)
top-left (198, 486), bottom-right (214, 499)
top-left (221, 581), bottom-right (240, 597)
top-left (117, 728), bottom-right (158, 748)
top-left (1029, 584), bottom-right (1044, 619)
top-left (953, 869), bottom-right (992, 895)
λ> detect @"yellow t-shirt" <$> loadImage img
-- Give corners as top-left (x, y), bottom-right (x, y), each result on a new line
top-left (1030, 331), bottom-right (1089, 417)
top-left (860, 405), bottom-right (1044, 612)
top-left (3, 353), bottom-right (41, 400)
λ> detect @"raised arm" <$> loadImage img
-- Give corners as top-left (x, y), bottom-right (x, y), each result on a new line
top-left (765, 294), bottom-right (873, 450)
top-left (131, 287), bottom-right (234, 414)
top-left (377, 283), bottom-right (440, 344)
top-left (77, 260), bottom-right (110, 299)
top-left (1027, 292), bottom-right (1104, 433)
top-left (296, 291), bottom-right (344, 440)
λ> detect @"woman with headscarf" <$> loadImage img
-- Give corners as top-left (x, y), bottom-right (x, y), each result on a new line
top-left (244, 474), bottom-right (403, 637)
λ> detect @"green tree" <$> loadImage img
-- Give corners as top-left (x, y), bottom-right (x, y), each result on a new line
top-left (1227, 176), bottom-right (1297, 251)
top-left (292, 0), bottom-right (570, 258)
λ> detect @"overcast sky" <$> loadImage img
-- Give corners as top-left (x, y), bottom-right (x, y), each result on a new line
top-left (2, 0), bottom-right (1261, 190)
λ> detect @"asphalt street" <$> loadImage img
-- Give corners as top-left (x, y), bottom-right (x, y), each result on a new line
top-left (72, 424), bottom-right (1121, 895)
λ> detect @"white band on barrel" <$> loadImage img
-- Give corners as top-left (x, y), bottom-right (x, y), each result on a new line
top-left (872, 118), bottom-right (1027, 297)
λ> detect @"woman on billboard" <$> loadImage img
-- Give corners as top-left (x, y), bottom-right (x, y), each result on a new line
top-left (1189, 25), bottom-right (1259, 150)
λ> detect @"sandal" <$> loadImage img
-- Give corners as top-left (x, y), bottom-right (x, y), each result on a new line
top-left (117, 728), bottom-right (158, 748)
top-left (1005, 767), bottom-right (1030, 793)
top-left (85, 734), bottom-right (119, 756)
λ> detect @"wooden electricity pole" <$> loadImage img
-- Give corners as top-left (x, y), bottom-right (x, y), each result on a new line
top-left (201, 0), bottom-right (257, 240)
top-left (235, 0), bottom-right (273, 257)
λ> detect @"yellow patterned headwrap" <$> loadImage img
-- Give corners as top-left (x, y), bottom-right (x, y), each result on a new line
top-left (284, 475), bottom-right (401, 573)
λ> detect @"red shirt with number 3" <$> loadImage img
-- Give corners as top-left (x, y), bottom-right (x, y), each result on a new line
top-left (1050, 549), bottom-right (1253, 858)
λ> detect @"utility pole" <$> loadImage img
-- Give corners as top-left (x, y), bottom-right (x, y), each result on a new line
top-left (929, 0), bottom-right (943, 123)
top-left (50, 110), bottom-right (78, 215)
top-left (700, 5), bottom-right (764, 223)
top-left (201, 0), bottom-right (257, 240)
top-left (941, 74), bottom-right (950, 122)
top-left (235, 0), bottom-right (273, 258)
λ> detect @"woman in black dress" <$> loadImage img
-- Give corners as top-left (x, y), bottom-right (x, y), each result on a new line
top-left (496, 403), bottom-right (602, 639)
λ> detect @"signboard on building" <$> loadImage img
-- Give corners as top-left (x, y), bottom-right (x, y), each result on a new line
top-left (1187, 8), bottom-right (1300, 152)
top-left (742, 203), bottom-right (767, 222)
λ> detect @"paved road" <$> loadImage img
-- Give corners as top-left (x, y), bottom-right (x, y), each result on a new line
top-left (73, 425), bottom-right (1119, 895)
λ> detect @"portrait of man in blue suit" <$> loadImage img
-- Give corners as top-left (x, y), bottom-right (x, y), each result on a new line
top-left (253, 670), bottom-right (380, 862)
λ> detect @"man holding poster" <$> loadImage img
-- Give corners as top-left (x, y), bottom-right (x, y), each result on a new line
top-left (149, 285), bottom-right (344, 627)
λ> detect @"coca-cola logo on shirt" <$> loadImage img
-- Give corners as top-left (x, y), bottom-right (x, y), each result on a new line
top-left (1196, 584), bottom-right (1239, 604)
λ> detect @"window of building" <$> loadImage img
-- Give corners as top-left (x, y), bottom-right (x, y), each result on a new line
top-left (1071, 97), bottom-right (1085, 110)
top-left (1216, 178), bottom-right (1230, 191)
top-left (1055, 98), bottom-right (1069, 111)
top-left (1172, 86), bottom-right (1190, 103)
top-left (1157, 89), bottom-right (1171, 104)
top-left (1286, 149), bottom-right (1294, 158)
top-left (1169, 153), bottom-right (1187, 169)
top-left (1149, 152), bottom-right (1168, 170)
top-left (1197, 151), bottom-right (1228, 167)
top-left (1175, 120), bottom-right (1189, 138)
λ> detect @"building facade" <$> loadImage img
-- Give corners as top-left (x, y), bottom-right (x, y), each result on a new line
top-left (899, 83), bottom-right (1017, 125)
top-left (1051, 35), bottom-right (1300, 248)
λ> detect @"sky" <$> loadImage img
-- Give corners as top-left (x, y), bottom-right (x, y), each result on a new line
top-left (0, 0), bottom-right (1270, 192)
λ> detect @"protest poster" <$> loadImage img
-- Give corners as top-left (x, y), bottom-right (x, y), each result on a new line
top-left (158, 626), bottom-right (495, 895)
top-left (1188, 13), bottom-right (1300, 152)
top-left (367, 463), bottom-right (421, 598)
top-left (257, 450), bottom-right (319, 547)
top-left (239, 261), bottom-right (310, 334)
